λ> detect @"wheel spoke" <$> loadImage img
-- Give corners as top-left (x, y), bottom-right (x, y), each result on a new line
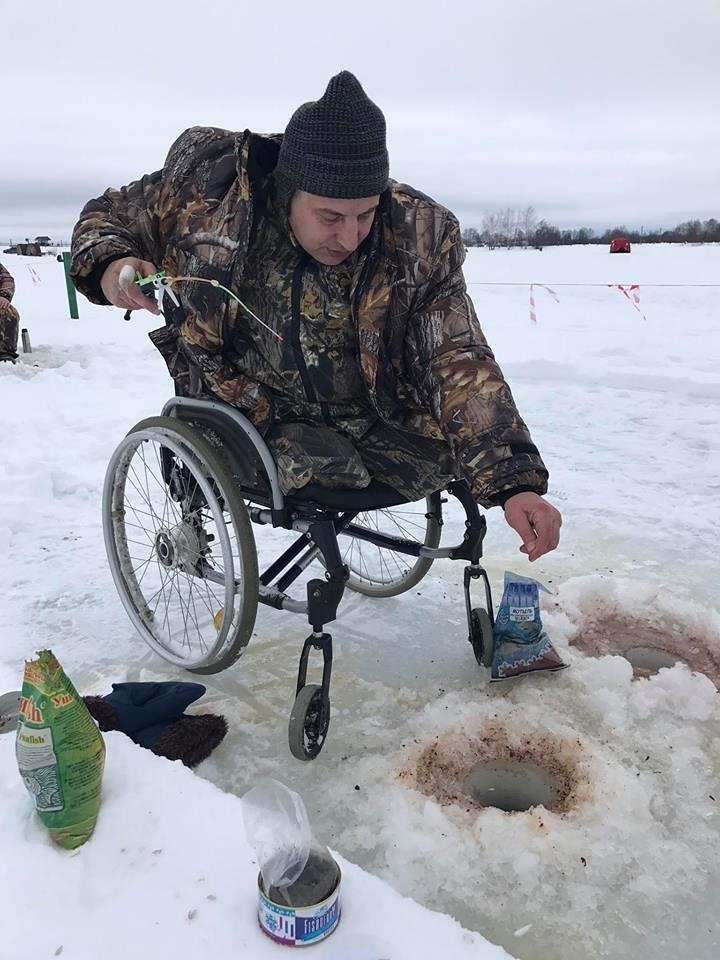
top-left (334, 497), bottom-right (438, 597)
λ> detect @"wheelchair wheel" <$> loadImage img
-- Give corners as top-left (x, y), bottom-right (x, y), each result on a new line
top-left (338, 495), bottom-right (441, 598)
top-left (288, 684), bottom-right (330, 761)
top-left (103, 416), bottom-right (259, 673)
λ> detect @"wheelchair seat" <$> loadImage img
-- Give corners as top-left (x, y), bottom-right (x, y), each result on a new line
top-left (286, 479), bottom-right (411, 512)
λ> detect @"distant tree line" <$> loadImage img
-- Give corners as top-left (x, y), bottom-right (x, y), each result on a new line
top-left (461, 208), bottom-right (720, 248)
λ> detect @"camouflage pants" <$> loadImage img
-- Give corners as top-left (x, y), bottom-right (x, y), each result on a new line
top-left (267, 419), bottom-right (459, 501)
top-left (0, 303), bottom-right (19, 357)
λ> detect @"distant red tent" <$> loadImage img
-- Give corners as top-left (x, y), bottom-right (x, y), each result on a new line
top-left (609, 236), bottom-right (631, 253)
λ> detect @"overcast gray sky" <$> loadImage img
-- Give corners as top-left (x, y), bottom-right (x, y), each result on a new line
top-left (2, 0), bottom-right (718, 241)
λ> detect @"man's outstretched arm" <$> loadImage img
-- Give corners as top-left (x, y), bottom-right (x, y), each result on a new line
top-left (407, 214), bottom-right (562, 560)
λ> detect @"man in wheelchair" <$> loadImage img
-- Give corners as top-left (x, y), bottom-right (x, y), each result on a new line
top-left (70, 72), bottom-right (564, 759)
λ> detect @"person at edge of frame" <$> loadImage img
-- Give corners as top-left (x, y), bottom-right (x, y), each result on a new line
top-left (0, 261), bottom-right (20, 362)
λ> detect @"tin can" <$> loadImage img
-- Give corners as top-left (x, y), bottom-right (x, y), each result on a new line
top-left (257, 855), bottom-right (341, 947)
top-left (0, 691), bottom-right (21, 735)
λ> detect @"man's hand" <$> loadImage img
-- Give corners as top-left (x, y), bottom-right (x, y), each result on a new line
top-left (503, 491), bottom-right (562, 562)
top-left (100, 257), bottom-right (161, 315)
top-left (0, 296), bottom-right (9, 309)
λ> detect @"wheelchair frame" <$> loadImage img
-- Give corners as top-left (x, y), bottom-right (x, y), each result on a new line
top-left (102, 396), bottom-right (495, 760)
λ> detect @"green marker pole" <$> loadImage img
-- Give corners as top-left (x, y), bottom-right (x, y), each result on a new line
top-left (62, 251), bottom-right (79, 319)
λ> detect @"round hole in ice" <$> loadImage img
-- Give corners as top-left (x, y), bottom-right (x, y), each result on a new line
top-left (568, 611), bottom-right (720, 686)
top-left (465, 759), bottom-right (561, 811)
top-left (406, 723), bottom-right (583, 814)
top-left (623, 645), bottom-right (682, 674)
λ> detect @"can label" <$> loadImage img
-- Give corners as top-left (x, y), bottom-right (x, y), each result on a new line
top-left (258, 881), bottom-right (340, 946)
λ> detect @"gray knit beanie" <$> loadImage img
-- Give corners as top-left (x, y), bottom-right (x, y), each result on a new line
top-left (275, 71), bottom-right (389, 199)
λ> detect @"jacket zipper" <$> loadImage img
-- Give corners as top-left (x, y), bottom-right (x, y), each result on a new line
top-left (350, 245), bottom-right (388, 423)
top-left (291, 255), bottom-right (332, 424)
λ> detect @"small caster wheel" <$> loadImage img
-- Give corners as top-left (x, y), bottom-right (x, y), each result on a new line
top-left (469, 607), bottom-right (494, 668)
top-left (288, 683), bottom-right (331, 761)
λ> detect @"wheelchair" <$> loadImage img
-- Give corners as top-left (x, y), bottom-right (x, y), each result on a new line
top-left (102, 396), bottom-right (496, 761)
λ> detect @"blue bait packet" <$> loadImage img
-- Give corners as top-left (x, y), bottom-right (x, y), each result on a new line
top-left (491, 572), bottom-right (568, 681)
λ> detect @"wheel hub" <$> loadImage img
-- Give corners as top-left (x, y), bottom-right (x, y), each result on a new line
top-left (155, 531), bottom-right (176, 567)
top-left (154, 518), bottom-right (208, 574)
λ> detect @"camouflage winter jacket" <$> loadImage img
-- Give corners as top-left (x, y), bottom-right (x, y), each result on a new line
top-left (71, 127), bottom-right (548, 506)
top-left (0, 263), bottom-right (14, 302)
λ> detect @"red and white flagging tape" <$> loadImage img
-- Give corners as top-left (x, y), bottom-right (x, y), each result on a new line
top-left (528, 282), bottom-right (646, 321)
top-left (610, 283), bottom-right (646, 321)
top-left (528, 283), bottom-right (560, 322)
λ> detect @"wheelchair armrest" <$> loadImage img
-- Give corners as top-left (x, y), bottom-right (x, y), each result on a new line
top-left (161, 397), bottom-right (283, 512)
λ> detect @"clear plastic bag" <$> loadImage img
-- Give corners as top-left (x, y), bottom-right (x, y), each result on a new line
top-left (241, 778), bottom-right (312, 893)
top-left (242, 777), bottom-right (341, 910)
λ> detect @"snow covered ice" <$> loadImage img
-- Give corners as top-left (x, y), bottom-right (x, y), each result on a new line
top-left (1, 243), bottom-right (719, 959)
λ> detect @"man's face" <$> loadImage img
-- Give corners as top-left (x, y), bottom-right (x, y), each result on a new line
top-left (289, 191), bottom-right (380, 265)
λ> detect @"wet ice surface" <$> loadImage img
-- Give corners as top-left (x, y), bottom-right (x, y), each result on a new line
top-left (2, 244), bottom-right (720, 959)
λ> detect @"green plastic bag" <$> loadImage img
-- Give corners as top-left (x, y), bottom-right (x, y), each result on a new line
top-left (16, 650), bottom-right (105, 849)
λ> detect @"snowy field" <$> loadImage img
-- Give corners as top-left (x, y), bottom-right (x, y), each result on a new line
top-left (1, 243), bottom-right (719, 959)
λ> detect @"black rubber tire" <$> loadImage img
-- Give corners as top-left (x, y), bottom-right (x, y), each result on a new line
top-left (288, 683), bottom-right (331, 761)
top-left (105, 416), bottom-right (259, 674)
top-left (339, 496), bottom-right (442, 598)
top-left (470, 607), bottom-right (494, 668)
